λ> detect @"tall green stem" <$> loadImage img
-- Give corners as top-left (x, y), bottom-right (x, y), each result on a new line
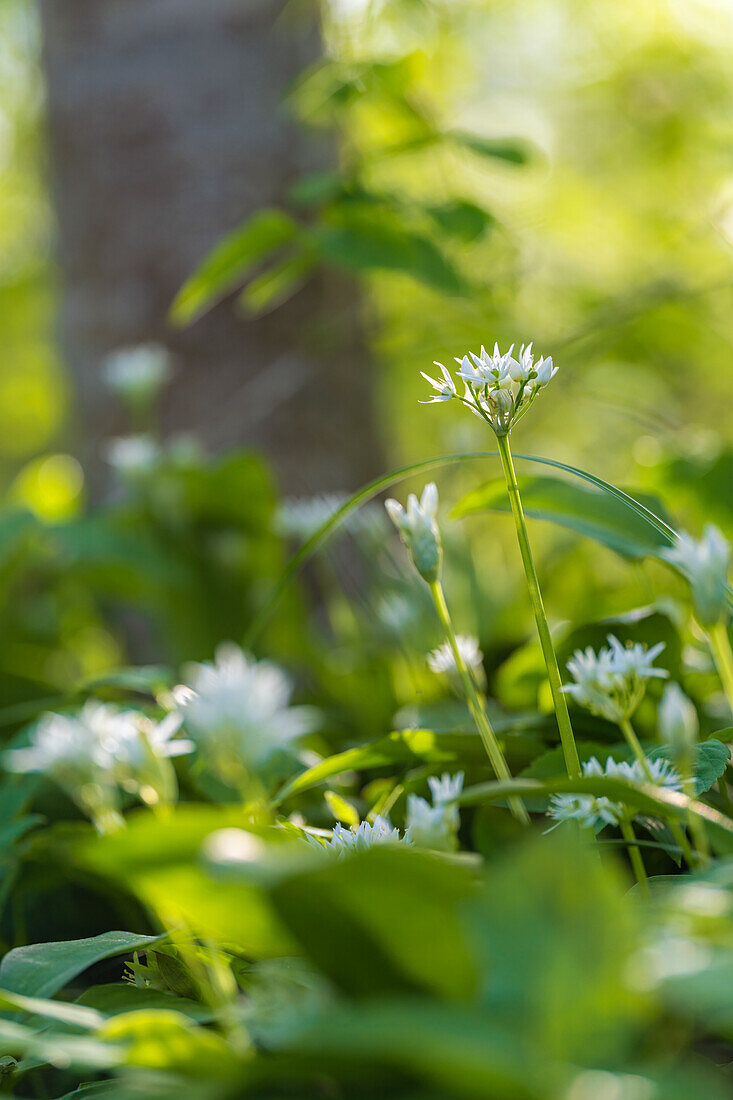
top-left (619, 717), bottom-right (697, 868)
top-left (429, 580), bottom-right (529, 825)
top-left (620, 819), bottom-right (648, 897)
top-left (708, 620), bottom-right (733, 715)
top-left (496, 435), bottom-right (580, 778)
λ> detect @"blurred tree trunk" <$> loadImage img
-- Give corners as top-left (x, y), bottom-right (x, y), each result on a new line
top-left (37, 0), bottom-right (382, 496)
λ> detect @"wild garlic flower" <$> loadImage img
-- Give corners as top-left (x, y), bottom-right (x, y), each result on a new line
top-left (103, 343), bottom-right (173, 404)
top-left (427, 635), bottom-right (483, 675)
top-left (562, 635), bottom-right (668, 723)
top-left (660, 525), bottom-right (730, 627)
top-left (106, 435), bottom-right (162, 477)
top-left (547, 755), bottom-right (681, 831)
top-left (421, 342), bottom-right (557, 436)
top-left (307, 815), bottom-right (407, 855)
top-left (405, 772), bottom-right (464, 851)
top-left (384, 483), bottom-right (442, 584)
top-left (4, 701), bottom-right (191, 825)
top-left (176, 644), bottom-right (317, 785)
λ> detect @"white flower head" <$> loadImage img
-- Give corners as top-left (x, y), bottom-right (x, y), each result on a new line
top-left (106, 435), bottom-right (162, 477)
top-left (103, 343), bottom-right (173, 403)
top-left (546, 754), bottom-right (681, 832)
top-left (427, 636), bottom-right (482, 675)
top-left (384, 483), bottom-right (442, 584)
top-left (421, 341), bottom-right (557, 436)
top-left (661, 525), bottom-right (730, 627)
top-left (315, 815), bottom-right (407, 856)
top-left (562, 634), bottom-right (668, 723)
top-left (427, 771), bottom-right (465, 805)
top-left (176, 644), bottom-right (317, 782)
top-left (658, 682), bottom-right (699, 761)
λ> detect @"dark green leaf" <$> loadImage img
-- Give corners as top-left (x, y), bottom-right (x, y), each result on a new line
top-left (170, 209), bottom-right (298, 325)
top-left (427, 200), bottom-right (495, 242)
top-left (450, 130), bottom-right (533, 165)
top-left (649, 739), bottom-right (730, 795)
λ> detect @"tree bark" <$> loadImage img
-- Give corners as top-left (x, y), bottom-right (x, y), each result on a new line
top-left (38, 0), bottom-right (382, 495)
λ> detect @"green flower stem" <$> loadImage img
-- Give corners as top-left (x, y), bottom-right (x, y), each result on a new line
top-left (708, 620), bottom-right (733, 715)
top-left (496, 434), bottom-right (581, 779)
top-left (620, 819), bottom-right (648, 897)
top-left (429, 580), bottom-right (530, 825)
top-left (620, 716), bottom-right (697, 869)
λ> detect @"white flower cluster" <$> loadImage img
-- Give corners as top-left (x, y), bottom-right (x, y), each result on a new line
top-left (307, 815), bottom-right (406, 854)
top-left (405, 772), bottom-right (464, 852)
top-left (427, 635), bottom-right (483, 675)
top-left (277, 494), bottom-right (383, 541)
top-left (547, 755), bottom-right (681, 831)
top-left (385, 483), bottom-right (442, 584)
top-left (562, 635), bottom-right (668, 723)
top-left (5, 702), bottom-right (192, 827)
top-left (307, 772), bottom-right (464, 856)
top-left (175, 644), bottom-right (317, 787)
top-left (661, 525), bottom-right (731, 627)
top-left (421, 341), bottom-right (557, 436)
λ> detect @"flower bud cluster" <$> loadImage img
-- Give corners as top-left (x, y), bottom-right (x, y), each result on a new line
top-left (562, 635), bottom-right (668, 724)
top-left (421, 342), bottom-right (557, 436)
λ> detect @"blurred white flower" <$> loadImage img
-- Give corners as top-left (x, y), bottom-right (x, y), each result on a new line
top-left (277, 494), bottom-right (383, 541)
top-left (103, 343), bottom-right (173, 404)
top-left (427, 636), bottom-right (482, 675)
top-left (546, 754), bottom-right (681, 831)
top-left (176, 644), bottom-right (317, 781)
top-left (562, 635), bottom-right (668, 723)
top-left (384, 483), bottom-right (442, 584)
top-left (423, 341), bottom-right (557, 436)
top-left (106, 434), bottom-right (161, 476)
top-left (308, 815), bottom-right (407, 855)
top-left (405, 771), bottom-right (464, 851)
top-left (660, 525), bottom-right (730, 627)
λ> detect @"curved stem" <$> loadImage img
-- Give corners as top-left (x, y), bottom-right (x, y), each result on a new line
top-left (429, 580), bottom-right (529, 825)
top-left (620, 819), bottom-right (649, 897)
top-left (496, 435), bottom-right (581, 778)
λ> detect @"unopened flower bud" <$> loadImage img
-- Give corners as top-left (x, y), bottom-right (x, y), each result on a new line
top-left (385, 483), bottom-right (442, 584)
top-left (661, 525), bottom-right (730, 627)
top-left (658, 683), bottom-right (698, 764)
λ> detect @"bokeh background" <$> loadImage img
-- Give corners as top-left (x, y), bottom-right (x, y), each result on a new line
top-left (0, 0), bottom-right (732, 737)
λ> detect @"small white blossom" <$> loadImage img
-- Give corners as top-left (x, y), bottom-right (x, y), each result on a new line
top-left (384, 483), bottom-right (442, 584)
top-left (424, 341), bottom-right (558, 436)
top-left (427, 636), bottom-right (482, 675)
top-left (176, 644), bottom-right (317, 782)
top-left (546, 754), bottom-right (681, 831)
top-left (562, 635), bottom-right (668, 723)
top-left (103, 344), bottom-right (173, 403)
top-left (660, 525), bottom-right (730, 627)
top-left (419, 361), bottom-right (458, 403)
top-left (428, 771), bottom-right (465, 805)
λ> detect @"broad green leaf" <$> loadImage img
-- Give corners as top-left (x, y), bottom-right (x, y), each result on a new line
top-left (238, 250), bottom-right (314, 316)
top-left (99, 1009), bottom-right (241, 1078)
top-left (449, 130), bottom-right (533, 165)
top-left (170, 209), bottom-right (298, 325)
top-left (269, 846), bottom-right (477, 1000)
top-left (0, 1017), bottom-right (117, 1070)
top-left (0, 988), bottom-right (103, 1029)
top-left (0, 931), bottom-right (166, 999)
top-left (76, 984), bottom-right (213, 1023)
top-left (311, 205), bottom-right (466, 293)
top-left (426, 200), bottom-right (495, 242)
top-left (649, 739), bottom-right (730, 795)
top-left (453, 475), bottom-right (672, 558)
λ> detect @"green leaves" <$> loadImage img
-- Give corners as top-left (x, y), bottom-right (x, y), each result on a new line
top-left (170, 209), bottom-right (298, 325)
top-left (650, 739), bottom-right (731, 796)
top-left (0, 931), bottom-right (166, 999)
top-left (453, 475), bottom-right (673, 559)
